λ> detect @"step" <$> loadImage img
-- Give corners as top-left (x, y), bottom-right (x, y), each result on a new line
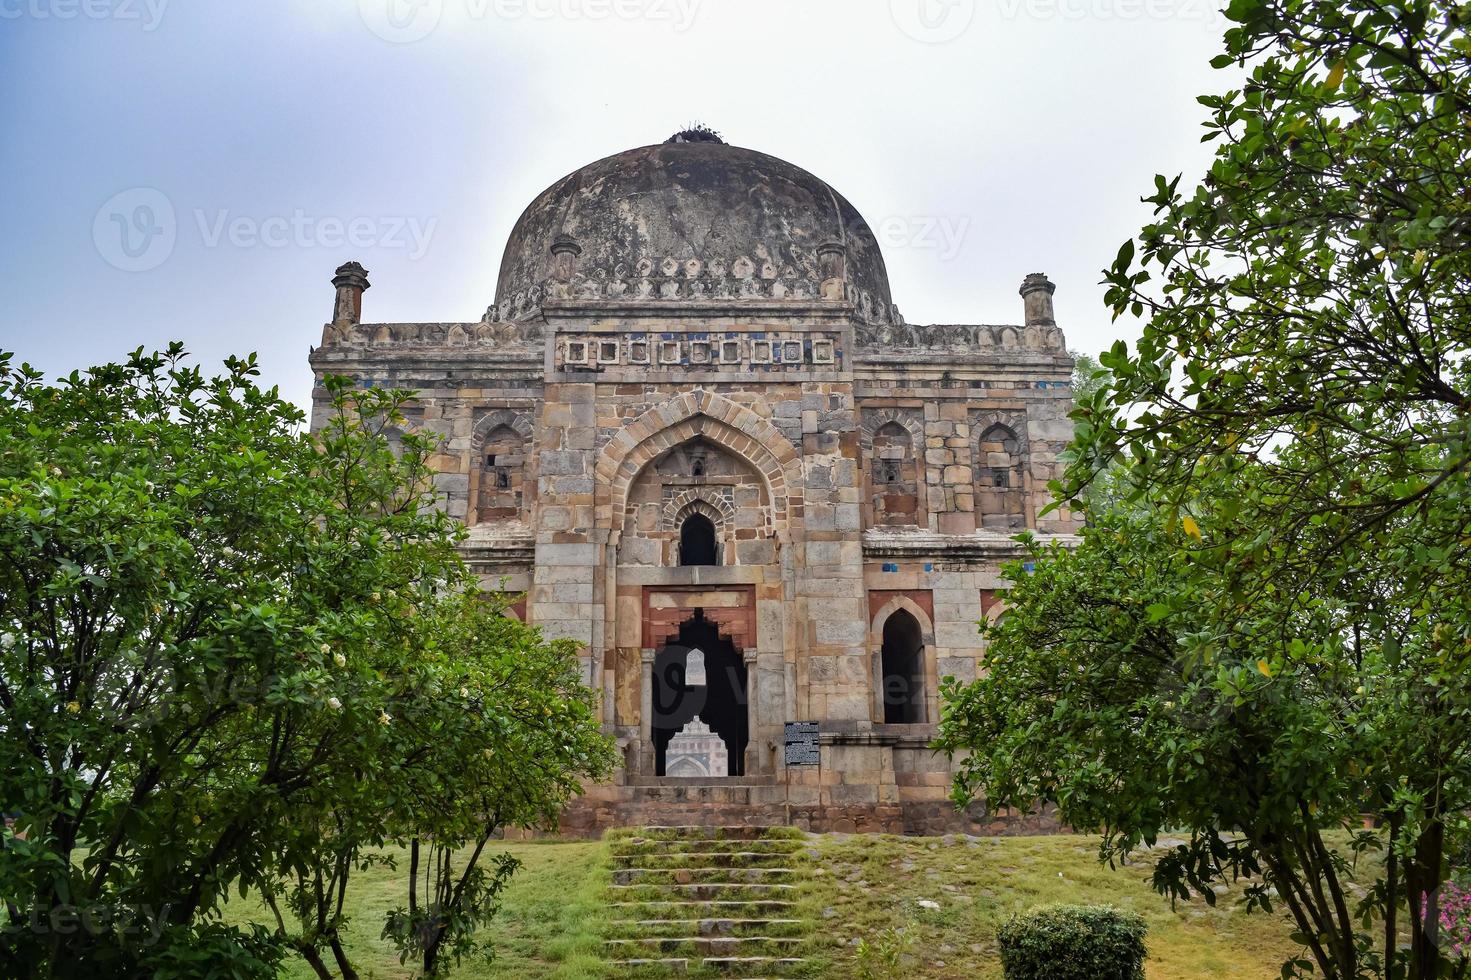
top-left (609, 958), bottom-right (689, 973)
top-left (603, 826), bottom-right (812, 979)
top-left (606, 918), bottom-right (807, 937)
top-left (703, 956), bottom-right (808, 975)
top-left (610, 850), bottom-right (797, 868)
top-left (609, 900), bottom-right (798, 918)
top-left (604, 936), bottom-right (805, 955)
top-left (609, 883), bottom-right (797, 901)
top-left (612, 867), bottom-right (798, 886)
top-left (613, 825), bottom-right (803, 842)
top-left (611, 838), bottom-right (806, 857)
top-left (607, 956), bottom-right (807, 975)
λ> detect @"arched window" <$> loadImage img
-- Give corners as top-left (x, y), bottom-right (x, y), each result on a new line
top-left (880, 610), bottom-right (926, 724)
top-left (679, 513), bottom-right (719, 566)
top-left (870, 421), bottom-right (920, 526)
top-left (976, 424), bottom-right (1026, 530)
top-left (477, 425), bottom-right (526, 522)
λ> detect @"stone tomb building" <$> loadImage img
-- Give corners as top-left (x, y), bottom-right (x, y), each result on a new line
top-left (308, 131), bottom-right (1079, 835)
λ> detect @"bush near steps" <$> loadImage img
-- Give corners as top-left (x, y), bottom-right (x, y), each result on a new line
top-left (997, 904), bottom-right (1147, 980)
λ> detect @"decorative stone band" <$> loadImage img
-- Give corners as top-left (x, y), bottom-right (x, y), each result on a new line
top-left (556, 332), bottom-right (839, 372)
top-left (857, 321), bottom-right (1067, 350)
top-left (320, 320), bottom-right (545, 348)
top-left (318, 320), bottom-right (1065, 354)
top-left (487, 261), bottom-right (903, 327)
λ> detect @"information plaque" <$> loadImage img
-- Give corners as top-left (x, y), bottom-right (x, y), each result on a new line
top-left (783, 721), bottom-right (821, 766)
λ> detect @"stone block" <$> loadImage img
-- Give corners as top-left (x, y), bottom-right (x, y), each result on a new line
top-left (938, 657), bottom-right (977, 682)
top-left (539, 450), bottom-right (587, 476)
top-left (735, 539), bottom-right (775, 565)
top-left (807, 655), bottom-right (838, 682)
top-left (813, 617), bottom-right (867, 646)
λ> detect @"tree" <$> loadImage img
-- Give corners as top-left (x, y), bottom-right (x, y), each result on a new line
top-left (938, 456), bottom-right (1471, 979)
top-left (0, 346), bottom-right (615, 978)
top-left (267, 594), bottom-right (612, 979)
top-left (1070, 351), bottom-right (1109, 407)
top-left (941, 1), bottom-right (1471, 977)
top-left (1066, 352), bottom-right (1127, 515)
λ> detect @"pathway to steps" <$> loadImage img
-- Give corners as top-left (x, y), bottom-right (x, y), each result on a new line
top-left (602, 826), bottom-right (817, 978)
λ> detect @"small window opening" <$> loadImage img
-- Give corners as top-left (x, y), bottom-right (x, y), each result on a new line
top-left (679, 514), bottom-right (719, 566)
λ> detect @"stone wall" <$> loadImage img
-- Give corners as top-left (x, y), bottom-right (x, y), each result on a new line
top-left (307, 285), bottom-right (1080, 836)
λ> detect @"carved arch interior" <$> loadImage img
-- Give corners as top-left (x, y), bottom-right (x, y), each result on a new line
top-left (971, 409), bottom-right (1030, 531)
top-left (471, 410), bottom-right (534, 524)
top-left (596, 391), bottom-right (798, 537)
top-left (620, 436), bottom-right (772, 567)
top-left (861, 409), bottom-right (926, 529)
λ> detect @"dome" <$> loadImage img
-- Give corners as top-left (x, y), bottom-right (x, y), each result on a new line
top-left (491, 132), bottom-right (897, 323)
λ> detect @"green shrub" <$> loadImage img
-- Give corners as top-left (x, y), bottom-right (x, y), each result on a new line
top-left (997, 904), bottom-right (1147, 980)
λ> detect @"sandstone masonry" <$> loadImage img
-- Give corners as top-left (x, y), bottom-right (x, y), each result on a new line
top-left (307, 132), bottom-right (1079, 835)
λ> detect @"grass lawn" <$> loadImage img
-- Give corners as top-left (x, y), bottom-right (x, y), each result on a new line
top-left (800, 833), bottom-right (1302, 979)
top-left (222, 840), bottom-right (608, 979)
top-left (231, 833), bottom-right (1305, 978)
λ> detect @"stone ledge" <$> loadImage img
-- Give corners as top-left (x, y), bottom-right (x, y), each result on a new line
top-left (861, 529), bottom-right (1079, 560)
top-left (460, 534), bottom-right (536, 568)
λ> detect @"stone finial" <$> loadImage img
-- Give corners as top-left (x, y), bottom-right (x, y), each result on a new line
top-left (1019, 272), bottom-right (1056, 327)
top-left (549, 233), bottom-right (583, 281)
top-left (818, 242), bottom-right (847, 301)
top-left (665, 124), bottom-right (724, 144)
top-left (331, 261), bottom-right (370, 325)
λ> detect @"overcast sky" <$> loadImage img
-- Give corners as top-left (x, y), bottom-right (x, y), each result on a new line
top-left (0, 0), bottom-right (1231, 410)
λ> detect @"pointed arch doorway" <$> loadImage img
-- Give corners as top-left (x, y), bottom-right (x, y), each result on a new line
top-left (650, 610), bottom-right (748, 777)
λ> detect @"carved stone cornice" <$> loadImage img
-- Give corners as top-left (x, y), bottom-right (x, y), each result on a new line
top-left (459, 536), bottom-right (535, 574)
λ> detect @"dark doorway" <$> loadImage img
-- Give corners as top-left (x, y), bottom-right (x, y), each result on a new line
top-left (651, 610), bottom-right (747, 776)
top-left (880, 610), bottom-right (926, 724)
top-left (679, 514), bottom-right (719, 566)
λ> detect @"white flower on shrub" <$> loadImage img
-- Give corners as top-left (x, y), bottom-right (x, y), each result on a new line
top-left (326, 696), bottom-right (342, 711)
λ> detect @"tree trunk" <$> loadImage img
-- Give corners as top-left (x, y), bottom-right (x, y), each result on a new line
top-left (296, 943), bottom-right (335, 980)
top-left (408, 837), bottom-right (419, 915)
top-left (1408, 818), bottom-right (1446, 980)
top-left (1386, 813), bottom-right (1401, 980)
top-left (328, 934), bottom-right (359, 980)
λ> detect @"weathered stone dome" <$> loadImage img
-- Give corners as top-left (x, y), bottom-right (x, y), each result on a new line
top-left (491, 133), bottom-right (897, 323)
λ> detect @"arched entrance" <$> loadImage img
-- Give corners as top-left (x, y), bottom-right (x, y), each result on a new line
top-left (651, 610), bottom-right (748, 776)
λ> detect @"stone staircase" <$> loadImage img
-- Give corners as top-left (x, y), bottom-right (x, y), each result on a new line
top-left (603, 826), bottom-right (815, 977)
